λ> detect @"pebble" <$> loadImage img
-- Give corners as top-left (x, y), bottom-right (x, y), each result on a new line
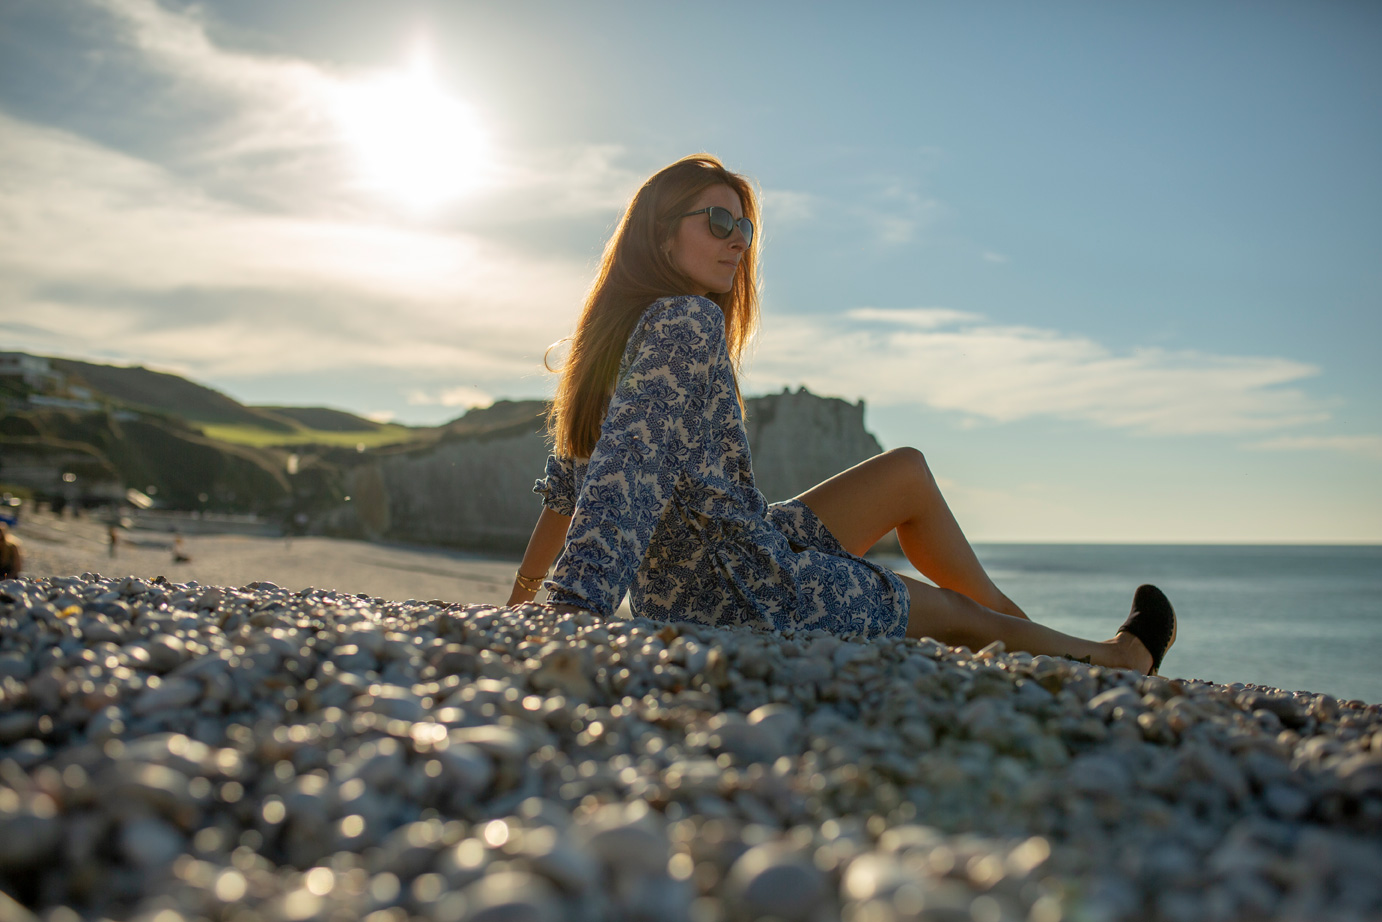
top-left (0, 574), bottom-right (1378, 922)
top-left (726, 842), bottom-right (825, 921)
top-left (460, 870), bottom-right (563, 922)
top-left (131, 676), bottom-right (202, 715)
top-left (118, 815), bottom-right (185, 868)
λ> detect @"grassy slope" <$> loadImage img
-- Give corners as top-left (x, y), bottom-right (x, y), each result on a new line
top-left (50, 358), bottom-right (296, 432)
top-left (251, 406), bottom-right (386, 432)
top-left (202, 422), bottom-right (422, 449)
top-left (442, 400), bottom-right (548, 438)
top-left (212, 400), bottom-right (553, 451)
top-left (40, 355), bottom-right (426, 449)
top-left (9, 408), bottom-right (291, 512)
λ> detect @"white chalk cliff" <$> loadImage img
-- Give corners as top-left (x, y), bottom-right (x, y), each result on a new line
top-left (334, 388), bottom-right (884, 553)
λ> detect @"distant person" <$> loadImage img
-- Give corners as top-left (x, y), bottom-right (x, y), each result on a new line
top-left (285, 511), bottom-right (309, 549)
top-left (108, 525), bottom-right (119, 558)
top-left (0, 524), bottom-right (22, 579)
top-left (507, 154), bottom-right (1176, 674)
top-left (171, 531), bottom-right (191, 564)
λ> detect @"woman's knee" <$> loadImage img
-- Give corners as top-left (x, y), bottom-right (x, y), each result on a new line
top-left (884, 445), bottom-right (926, 467)
top-left (883, 446), bottom-right (933, 488)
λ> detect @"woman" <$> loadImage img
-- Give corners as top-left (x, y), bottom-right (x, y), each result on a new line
top-left (506, 154), bottom-right (1176, 674)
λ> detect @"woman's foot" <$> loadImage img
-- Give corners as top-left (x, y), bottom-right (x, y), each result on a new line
top-left (1115, 584), bottom-right (1177, 675)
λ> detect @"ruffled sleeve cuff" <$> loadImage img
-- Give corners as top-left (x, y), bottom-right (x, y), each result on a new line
top-left (533, 453), bottom-right (579, 516)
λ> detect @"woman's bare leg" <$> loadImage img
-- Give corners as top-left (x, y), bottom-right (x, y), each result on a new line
top-left (794, 448), bottom-right (1163, 671)
top-left (796, 448), bottom-right (1028, 619)
top-left (900, 575), bottom-right (1154, 671)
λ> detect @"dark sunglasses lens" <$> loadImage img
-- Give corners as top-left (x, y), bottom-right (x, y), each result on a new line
top-left (707, 207), bottom-right (735, 238)
top-left (707, 207), bottom-right (752, 246)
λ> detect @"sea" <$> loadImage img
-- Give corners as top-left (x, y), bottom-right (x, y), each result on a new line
top-left (874, 544), bottom-right (1382, 705)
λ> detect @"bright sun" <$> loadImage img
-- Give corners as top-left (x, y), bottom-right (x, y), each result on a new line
top-left (334, 47), bottom-right (488, 211)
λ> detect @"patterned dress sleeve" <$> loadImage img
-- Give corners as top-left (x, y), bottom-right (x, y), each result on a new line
top-left (533, 454), bottom-right (578, 516)
top-left (546, 297), bottom-right (721, 615)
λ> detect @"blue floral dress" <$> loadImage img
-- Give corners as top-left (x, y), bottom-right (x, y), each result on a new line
top-left (534, 295), bottom-right (910, 638)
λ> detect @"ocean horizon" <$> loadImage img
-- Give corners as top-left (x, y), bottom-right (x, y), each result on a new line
top-left (876, 542), bottom-right (1382, 704)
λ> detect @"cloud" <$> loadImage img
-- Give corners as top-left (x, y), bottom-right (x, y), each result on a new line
top-left (857, 177), bottom-right (942, 248)
top-left (982, 251), bottom-right (1009, 264)
top-left (63, 0), bottom-right (350, 209)
top-left (0, 0), bottom-right (791, 420)
top-left (744, 307), bottom-right (1331, 436)
top-left (767, 172), bottom-right (939, 248)
top-left (4, 0), bottom-right (812, 246)
top-left (0, 110), bottom-right (589, 383)
top-left (1246, 435), bottom-right (1382, 461)
top-left (0, 0), bottom-right (626, 232)
top-left (847, 307), bottom-right (985, 329)
top-left (406, 386), bottom-right (495, 409)
top-left (489, 144), bottom-right (646, 220)
top-left (759, 188), bottom-right (817, 225)
top-left (5, 0), bottom-right (1335, 446)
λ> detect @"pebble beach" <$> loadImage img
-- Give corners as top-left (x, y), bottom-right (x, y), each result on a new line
top-left (3, 518), bottom-right (1381, 921)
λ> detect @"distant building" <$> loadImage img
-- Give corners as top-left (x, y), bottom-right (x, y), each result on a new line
top-left (0, 442), bottom-right (123, 504)
top-left (0, 353), bottom-right (61, 390)
top-left (28, 395), bottom-right (101, 412)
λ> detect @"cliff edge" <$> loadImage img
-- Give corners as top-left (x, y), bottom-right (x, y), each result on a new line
top-left (328, 389), bottom-right (885, 552)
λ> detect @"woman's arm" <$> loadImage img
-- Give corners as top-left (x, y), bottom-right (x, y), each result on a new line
top-left (506, 506), bottom-right (573, 606)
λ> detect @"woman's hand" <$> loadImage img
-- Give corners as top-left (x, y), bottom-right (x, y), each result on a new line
top-left (502, 581), bottom-right (589, 618)
top-left (540, 602), bottom-right (592, 617)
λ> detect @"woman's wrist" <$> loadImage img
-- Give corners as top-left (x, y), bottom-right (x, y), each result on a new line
top-left (514, 568), bottom-right (548, 592)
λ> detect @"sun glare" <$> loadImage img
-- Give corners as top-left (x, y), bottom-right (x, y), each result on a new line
top-left (334, 46), bottom-right (488, 211)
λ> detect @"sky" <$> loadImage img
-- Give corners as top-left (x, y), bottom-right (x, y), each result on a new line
top-left (1, 0), bottom-right (1379, 543)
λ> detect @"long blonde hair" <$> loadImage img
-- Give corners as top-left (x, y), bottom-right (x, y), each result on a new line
top-left (546, 154), bottom-right (760, 458)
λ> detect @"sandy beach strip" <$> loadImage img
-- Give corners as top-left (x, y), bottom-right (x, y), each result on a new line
top-left (13, 511), bottom-right (520, 605)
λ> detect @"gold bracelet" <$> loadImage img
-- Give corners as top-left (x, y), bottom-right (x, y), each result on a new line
top-left (514, 569), bottom-right (547, 591)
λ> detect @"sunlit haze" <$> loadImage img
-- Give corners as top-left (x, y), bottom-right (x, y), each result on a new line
top-left (1, 0), bottom-right (1378, 542)
top-left (333, 42), bottom-right (490, 211)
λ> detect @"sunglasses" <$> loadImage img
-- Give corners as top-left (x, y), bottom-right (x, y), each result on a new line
top-left (677, 206), bottom-right (753, 247)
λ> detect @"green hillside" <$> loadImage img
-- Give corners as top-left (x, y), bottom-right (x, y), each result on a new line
top-left (50, 358), bottom-right (296, 431)
top-left (2, 353), bottom-right (430, 513)
top-left (200, 421), bottom-right (420, 449)
top-left (443, 400), bottom-right (548, 440)
top-left (252, 405), bottom-right (387, 432)
top-left (37, 355), bottom-right (429, 449)
top-left (4, 407), bottom-right (292, 512)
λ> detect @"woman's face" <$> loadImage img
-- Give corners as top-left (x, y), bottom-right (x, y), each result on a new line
top-left (666, 183), bottom-right (748, 297)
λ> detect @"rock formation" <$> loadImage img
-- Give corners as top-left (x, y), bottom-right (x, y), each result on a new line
top-left (744, 387), bottom-right (883, 502)
top-left (329, 389), bottom-right (885, 553)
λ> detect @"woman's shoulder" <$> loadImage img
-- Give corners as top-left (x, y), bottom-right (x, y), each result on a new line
top-left (640, 295), bottom-right (725, 329)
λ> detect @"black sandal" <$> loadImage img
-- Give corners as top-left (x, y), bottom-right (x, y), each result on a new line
top-left (1117, 584), bottom-right (1177, 674)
